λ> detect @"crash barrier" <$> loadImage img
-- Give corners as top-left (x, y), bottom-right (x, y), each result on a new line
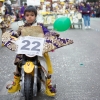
top-left (37, 12), bottom-right (82, 29)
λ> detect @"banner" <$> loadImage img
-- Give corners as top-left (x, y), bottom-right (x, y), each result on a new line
top-left (27, 0), bottom-right (40, 6)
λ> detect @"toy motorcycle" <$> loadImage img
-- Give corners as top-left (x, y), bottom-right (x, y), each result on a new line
top-left (2, 26), bottom-right (73, 100)
top-left (10, 36), bottom-right (54, 100)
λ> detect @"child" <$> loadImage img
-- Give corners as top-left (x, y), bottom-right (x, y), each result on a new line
top-left (4, 5), bottom-right (73, 97)
top-left (6, 5), bottom-right (56, 97)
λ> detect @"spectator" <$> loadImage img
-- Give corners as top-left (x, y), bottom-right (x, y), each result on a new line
top-left (79, 2), bottom-right (91, 29)
top-left (20, 3), bottom-right (27, 20)
top-left (95, 6), bottom-right (100, 17)
top-left (14, 7), bottom-right (20, 21)
top-left (4, 2), bottom-right (13, 15)
top-left (91, 6), bottom-right (95, 17)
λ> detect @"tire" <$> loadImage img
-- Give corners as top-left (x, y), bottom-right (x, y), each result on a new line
top-left (37, 77), bottom-right (41, 92)
top-left (24, 73), bottom-right (33, 100)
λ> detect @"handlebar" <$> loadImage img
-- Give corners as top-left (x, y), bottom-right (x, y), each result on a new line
top-left (10, 36), bottom-right (18, 41)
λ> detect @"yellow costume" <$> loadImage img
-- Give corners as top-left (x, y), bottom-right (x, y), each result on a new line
top-left (44, 52), bottom-right (53, 74)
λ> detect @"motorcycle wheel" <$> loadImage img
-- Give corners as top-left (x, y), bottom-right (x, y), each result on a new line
top-left (24, 73), bottom-right (33, 100)
top-left (37, 77), bottom-right (41, 92)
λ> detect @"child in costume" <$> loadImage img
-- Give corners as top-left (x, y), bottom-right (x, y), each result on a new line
top-left (2, 5), bottom-right (73, 97)
top-left (6, 5), bottom-right (56, 97)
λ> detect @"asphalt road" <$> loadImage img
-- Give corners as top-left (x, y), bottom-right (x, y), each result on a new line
top-left (0, 18), bottom-right (100, 100)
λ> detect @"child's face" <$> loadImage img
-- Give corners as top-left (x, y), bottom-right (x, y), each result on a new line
top-left (25, 12), bottom-right (36, 24)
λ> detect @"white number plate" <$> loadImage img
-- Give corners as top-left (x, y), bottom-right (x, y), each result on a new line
top-left (16, 36), bottom-right (45, 56)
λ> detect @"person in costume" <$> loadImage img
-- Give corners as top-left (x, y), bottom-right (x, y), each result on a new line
top-left (0, 0), bottom-right (6, 47)
top-left (0, 0), bottom-right (6, 34)
top-left (0, 0), bottom-right (12, 46)
top-left (5, 5), bottom-right (57, 97)
top-left (20, 3), bottom-right (27, 21)
top-left (2, 6), bottom-right (73, 97)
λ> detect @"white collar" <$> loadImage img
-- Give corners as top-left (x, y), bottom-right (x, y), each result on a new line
top-left (32, 22), bottom-right (37, 26)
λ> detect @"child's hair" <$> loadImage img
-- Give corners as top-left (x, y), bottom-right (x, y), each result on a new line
top-left (24, 5), bottom-right (37, 16)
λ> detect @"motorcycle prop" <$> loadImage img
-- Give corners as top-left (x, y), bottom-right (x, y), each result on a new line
top-left (9, 36), bottom-right (51, 100)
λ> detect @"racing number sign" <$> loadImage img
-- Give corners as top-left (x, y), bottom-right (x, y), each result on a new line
top-left (17, 36), bottom-right (44, 56)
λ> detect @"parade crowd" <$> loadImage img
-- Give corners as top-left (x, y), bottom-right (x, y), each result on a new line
top-left (76, 1), bottom-right (100, 17)
top-left (10, 0), bottom-right (100, 22)
top-left (2, 0), bottom-right (100, 30)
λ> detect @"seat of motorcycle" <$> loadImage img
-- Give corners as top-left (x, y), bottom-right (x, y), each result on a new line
top-left (21, 26), bottom-right (44, 37)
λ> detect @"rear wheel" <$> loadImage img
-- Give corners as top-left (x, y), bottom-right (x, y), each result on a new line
top-left (24, 73), bottom-right (33, 100)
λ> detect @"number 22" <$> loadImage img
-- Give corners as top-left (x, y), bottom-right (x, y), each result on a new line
top-left (21, 40), bottom-right (40, 51)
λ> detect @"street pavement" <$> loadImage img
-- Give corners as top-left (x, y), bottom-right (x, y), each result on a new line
top-left (0, 18), bottom-right (100, 100)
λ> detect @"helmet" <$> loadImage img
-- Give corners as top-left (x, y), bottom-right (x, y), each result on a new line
top-left (0, 0), bottom-right (5, 2)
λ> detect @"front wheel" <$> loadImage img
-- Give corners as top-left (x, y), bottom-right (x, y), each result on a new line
top-left (24, 73), bottom-right (33, 100)
top-left (37, 77), bottom-right (41, 92)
